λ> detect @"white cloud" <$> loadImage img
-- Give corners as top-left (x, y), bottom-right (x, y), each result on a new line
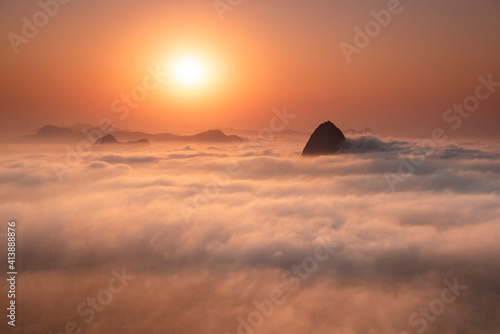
top-left (0, 137), bottom-right (499, 333)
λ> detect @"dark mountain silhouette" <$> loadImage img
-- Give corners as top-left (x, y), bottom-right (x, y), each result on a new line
top-left (94, 134), bottom-right (118, 145)
top-left (151, 129), bottom-right (242, 142)
top-left (94, 134), bottom-right (150, 145)
top-left (344, 127), bottom-right (374, 136)
top-left (112, 130), bottom-right (153, 142)
top-left (191, 129), bottom-right (241, 142)
top-left (302, 121), bottom-right (346, 156)
top-left (27, 125), bottom-right (86, 141)
top-left (126, 139), bottom-right (150, 145)
top-left (20, 124), bottom-right (242, 144)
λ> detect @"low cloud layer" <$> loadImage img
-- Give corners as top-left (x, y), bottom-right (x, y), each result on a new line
top-left (0, 136), bottom-right (499, 334)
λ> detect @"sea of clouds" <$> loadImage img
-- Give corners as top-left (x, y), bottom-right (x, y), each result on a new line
top-left (0, 134), bottom-right (499, 334)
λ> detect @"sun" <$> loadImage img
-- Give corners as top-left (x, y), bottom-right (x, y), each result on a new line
top-left (170, 56), bottom-right (208, 88)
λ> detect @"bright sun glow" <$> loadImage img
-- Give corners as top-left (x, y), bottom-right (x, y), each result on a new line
top-left (170, 56), bottom-right (208, 88)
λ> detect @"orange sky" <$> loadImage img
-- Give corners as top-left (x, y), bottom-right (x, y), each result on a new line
top-left (1, 0), bottom-right (499, 137)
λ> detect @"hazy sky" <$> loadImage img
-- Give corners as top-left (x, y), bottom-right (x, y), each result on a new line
top-left (1, 0), bottom-right (499, 137)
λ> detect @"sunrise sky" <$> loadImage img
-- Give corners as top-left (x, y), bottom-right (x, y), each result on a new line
top-left (1, 0), bottom-right (499, 137)
top-left (2, 2), bottom-right (500, 334)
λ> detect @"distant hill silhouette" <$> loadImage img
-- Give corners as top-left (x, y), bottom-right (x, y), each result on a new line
top-left (128, 138), bottom-right (150, 145)
top-left (111, 129), bottom-right (242, 143)
top-left (19, 125), bottom-right (242, 144)
top-left (94, 134), bottom-right (119, 145)
top-left (302, 121), bottom-right (346, 156)
top-left (29, 125), bottom-right (86, 141)
top-left (191, 129), bottom-right (241, 142)
top-left (94, 134), bottom-right (150, 145)
top-left (344, 127), bottom-right (374, 136)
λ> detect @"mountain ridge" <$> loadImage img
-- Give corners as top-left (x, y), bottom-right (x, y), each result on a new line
top-left (19, 125), bottom-right (243, 144)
